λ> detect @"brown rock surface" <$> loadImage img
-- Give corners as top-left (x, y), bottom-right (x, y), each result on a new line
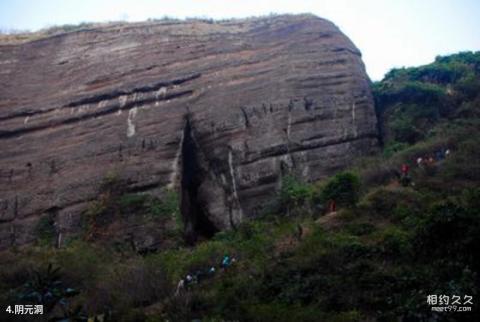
top-left (0, 14), bottom-right (378, 248)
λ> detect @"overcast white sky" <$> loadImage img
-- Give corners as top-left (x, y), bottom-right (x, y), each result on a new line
top-left (1, 0), bottom-right (479, 80)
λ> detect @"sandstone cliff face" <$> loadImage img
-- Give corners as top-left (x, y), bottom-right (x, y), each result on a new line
top-left (0, 14), bottom-right (378, 248)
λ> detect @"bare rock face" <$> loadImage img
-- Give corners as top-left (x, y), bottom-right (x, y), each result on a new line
top-left (0, 14), bottom-right (378, 248)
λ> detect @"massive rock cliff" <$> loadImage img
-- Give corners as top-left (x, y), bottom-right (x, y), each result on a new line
top-left (0, 14), bottom-right (378, 248)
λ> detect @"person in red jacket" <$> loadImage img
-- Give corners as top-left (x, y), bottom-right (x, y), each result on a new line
top-left (400, 163), bottom-right (412, 186)
top-left (328, 199), bottom-right (336, 213)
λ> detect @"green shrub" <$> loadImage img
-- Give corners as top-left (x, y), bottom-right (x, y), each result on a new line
top-left (155, 240), bottom-right (232, 281)
top-left (441, 138), bottom-right (480, 182)
top-left (246, 303), bottom-right (331, 322)
top-left (99, 171), bottom-right (125, 195)
top-left (383, 141), bottom-right (409, 158)
top-left (374, 81), bottom-right (446, 110)
top-left (344, 222), bottom-right (376, 236)
top-left (150, 189), bottom-right (180, 221)
top-left (118, 190), bottom-right (180, 220)
top-left (374, 51), bottom-right (480, 146)
top-left (55, 241), bottom-right (109, 287)
top-left (321, 171), bottom-right (360, 208)
top-left (378, 227), bottom-right (412, 257)
top-left (13, 263), bottom-right (81, 319)
top-left (84, 173), bottom-right (181, 241)
top-left (460, 187), bottom-right (480, 211)
top-left (455, 72), bottom-right (480, 99)
top-left (414, 198), bottom-right (480, 271)
top-left (353, 156), bottom-right (396, 187)
top-left (162, 292), bottom-right (196, 322)
top-left (42, 22), bottom-right (95, 35)
top-left (118, 194), bottom-right (148, 211)
top-left (358, 187), bottom-right (423, 219)
top-left (423, 200), bottom-right (467, 236)
top-left (35, 214), bottom-right (56, 245)
top-left (90, 261), bottom-right (168, 318)
top-left (386, 103), bottom-right (442, 144)
top-left (279, 175), bottom-right (313, 209)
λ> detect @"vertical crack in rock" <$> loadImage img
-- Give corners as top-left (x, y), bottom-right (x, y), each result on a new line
top-left (13, 196), bottom-right (18, 218)
top-left (180, 115), bottom-right (218, 245)
top-left (352, 102), bottom-right (358, 138)
top-left (239, 106), bottom-right (250, 128)
top-left (284, 100), bottom-right (297, 171)
top-left (228, 148), bottom-right (243, 227)
top-left (9, 225), bottom-right (16, 246)
top-left (167, 128), bottom-right (185, 190)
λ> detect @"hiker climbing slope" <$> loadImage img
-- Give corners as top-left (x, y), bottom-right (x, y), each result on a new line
top-left (400, 163), bottom-right (412, 187)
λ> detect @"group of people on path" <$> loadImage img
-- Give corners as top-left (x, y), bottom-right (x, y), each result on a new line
top-left (416, 148), bottom-right (450, 168)
top-left (399, 147), bottom-right (451, 187)
top-left (174, 254), bottom-right (236, 296)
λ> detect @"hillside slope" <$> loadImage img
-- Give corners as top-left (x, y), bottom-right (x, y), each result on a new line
top-left (0, 50), bottom-right (478, 321)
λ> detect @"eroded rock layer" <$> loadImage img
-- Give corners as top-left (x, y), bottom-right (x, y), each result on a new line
top-left (0, 14), bottom-right (378, 248)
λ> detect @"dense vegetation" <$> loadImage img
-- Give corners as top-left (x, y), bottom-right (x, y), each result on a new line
top-left (1, 52), bottom-right (479, 321)
top-left (373, 51), bottom-right (480, 147)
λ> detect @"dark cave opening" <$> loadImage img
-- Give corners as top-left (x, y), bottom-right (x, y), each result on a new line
top-left (180, 116), bottom-right (219, 245)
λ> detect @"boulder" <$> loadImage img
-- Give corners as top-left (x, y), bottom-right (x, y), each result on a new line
top-left (0, 14), bottom-right (378, 248)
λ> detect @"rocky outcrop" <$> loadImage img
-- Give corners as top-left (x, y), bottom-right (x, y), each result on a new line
top-left (0, 14), bottom-right (378, 248)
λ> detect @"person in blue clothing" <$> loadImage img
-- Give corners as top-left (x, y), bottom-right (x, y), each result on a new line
top-left (208, 266), bottom-right (216, 275)
top-left (221, 254), bottom-right (231, 269)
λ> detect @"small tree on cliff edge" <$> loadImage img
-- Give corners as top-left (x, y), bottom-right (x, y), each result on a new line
top-left (278, 175), bottom-right (313, 216)
top-left (321, 171), bottom-right (360, 208)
